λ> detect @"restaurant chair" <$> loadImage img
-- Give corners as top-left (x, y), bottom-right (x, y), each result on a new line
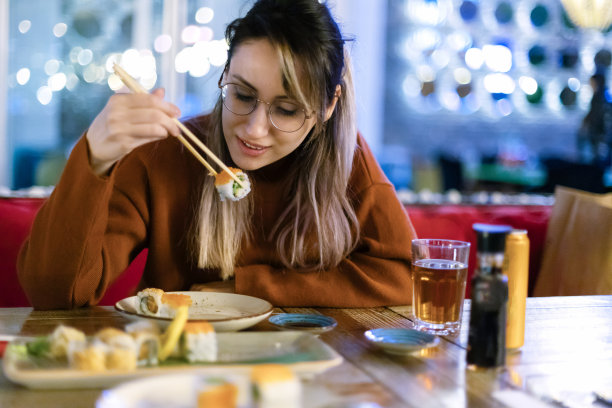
top-left (533, 186), bottom-right (612, 296)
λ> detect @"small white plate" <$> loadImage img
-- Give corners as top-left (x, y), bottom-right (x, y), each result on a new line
top-left (4, 331), bottom-right (342, 389)
top-left (364, 328), bottom-right (439, 355)
top-left (115, 292), bottom-right (273, 332)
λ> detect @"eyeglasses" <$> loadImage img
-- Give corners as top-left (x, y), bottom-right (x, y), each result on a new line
top-left (219, 82), bottom-right (312, 133)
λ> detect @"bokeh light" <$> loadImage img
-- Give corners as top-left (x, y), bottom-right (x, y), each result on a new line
top-left (36, 86), bottom-right (52, 105)
top-left (195, 7), bottom-right (214, 24)
top-left (465, 47), bottom-right (484, 69)
top-left (154, 34), bottom-right (172, 53)
top-left (16, 68), bottom-right (30, 85)
top-left (483, 44), bottom-right (513, 72)
top-left (18, 20), bottom-right (31, 34)
top-left (53, 23), bottom-right (67, 37)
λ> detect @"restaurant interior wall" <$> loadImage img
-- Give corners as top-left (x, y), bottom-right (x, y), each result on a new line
top-left (2, 0), bottom-right (611, 193)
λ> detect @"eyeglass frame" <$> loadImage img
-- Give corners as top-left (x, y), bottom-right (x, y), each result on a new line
top-left (218, 80), bottom-right (314, 133)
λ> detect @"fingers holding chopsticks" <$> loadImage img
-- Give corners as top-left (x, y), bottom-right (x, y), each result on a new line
top-left (86, 88), bottom-right (182, 176)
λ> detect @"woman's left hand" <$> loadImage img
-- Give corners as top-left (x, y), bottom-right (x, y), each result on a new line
top-left (190, 280), bottom-right (235, 293)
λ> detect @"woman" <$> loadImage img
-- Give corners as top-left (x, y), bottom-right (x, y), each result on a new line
top-left (18, 0), bottom-right (416, 309)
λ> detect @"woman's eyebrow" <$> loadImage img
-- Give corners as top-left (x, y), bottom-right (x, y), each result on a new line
top-left (230, 74), bottom-right (291, 100)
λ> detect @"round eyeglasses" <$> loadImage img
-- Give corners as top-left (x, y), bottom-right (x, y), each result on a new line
top-left (220, 83), bottom-right (312, 133)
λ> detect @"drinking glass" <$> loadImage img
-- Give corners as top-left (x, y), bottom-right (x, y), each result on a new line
top-left (411, 239), bottom-right (471, 335)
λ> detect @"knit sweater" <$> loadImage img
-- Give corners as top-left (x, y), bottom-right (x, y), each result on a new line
top-left (18, 118), bottom-right (416, 309)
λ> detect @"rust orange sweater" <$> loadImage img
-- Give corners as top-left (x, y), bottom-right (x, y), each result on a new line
top-left (18, 119), bottom-right (416, 309)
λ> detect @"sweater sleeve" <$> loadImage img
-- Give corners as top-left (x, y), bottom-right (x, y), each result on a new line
top-left (234, 181), bottom-right (417, 307)
top-left (17, 136), bottom-right (148, 309)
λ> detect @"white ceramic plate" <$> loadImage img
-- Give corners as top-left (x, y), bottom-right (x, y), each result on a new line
top-left (115, 292), bottom-right (273, 332)
top-left (3, 331), bottom-right (343, 389)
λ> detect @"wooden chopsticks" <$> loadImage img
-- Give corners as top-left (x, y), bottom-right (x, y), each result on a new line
top-left (112, 63), bottom-right (245, 188)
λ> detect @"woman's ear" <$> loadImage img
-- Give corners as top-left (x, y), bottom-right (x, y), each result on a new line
top-left (324, 84), bottom-right (342, 121)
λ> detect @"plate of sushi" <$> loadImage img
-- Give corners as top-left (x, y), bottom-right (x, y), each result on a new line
top-left (115, 289), bottom-right (273, 332)
top-left (97, 364), bottom-right (302, 408)
top-left (2, 318), bottom-right (343, 390)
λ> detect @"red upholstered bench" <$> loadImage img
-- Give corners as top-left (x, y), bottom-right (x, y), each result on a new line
top-left (1, 197), bottom-right (551, 307)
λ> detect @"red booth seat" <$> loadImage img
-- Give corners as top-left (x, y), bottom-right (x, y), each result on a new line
top-left (0, 198), bottom-right (551, 307)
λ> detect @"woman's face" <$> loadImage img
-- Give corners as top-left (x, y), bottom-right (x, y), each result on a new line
top-left (221, 39), bottom-right (317, 171)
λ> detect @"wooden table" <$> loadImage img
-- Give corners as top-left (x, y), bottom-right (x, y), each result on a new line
top-left (1, 296), bottom-right (611, 407)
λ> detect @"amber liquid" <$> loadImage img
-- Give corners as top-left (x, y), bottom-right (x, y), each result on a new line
top-left (412, 259), bottom-right (468, 325)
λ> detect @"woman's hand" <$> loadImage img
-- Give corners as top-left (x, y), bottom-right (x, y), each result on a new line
top-left (190, 280), bottom-right (236, 294)
top-left (86, 88), bottom-right (182, 175)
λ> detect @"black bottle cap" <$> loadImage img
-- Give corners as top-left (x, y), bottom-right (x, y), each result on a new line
top-left (472, 223), bottom-right (512, 253)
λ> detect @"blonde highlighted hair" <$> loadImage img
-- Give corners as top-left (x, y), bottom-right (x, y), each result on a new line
top-left (193, 0), bottom-right (359, 279)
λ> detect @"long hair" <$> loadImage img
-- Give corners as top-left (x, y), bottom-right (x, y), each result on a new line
top-left (193, 0), bottom-right (359, 278)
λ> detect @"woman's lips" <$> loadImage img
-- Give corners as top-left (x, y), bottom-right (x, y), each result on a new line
top-left (237, 136), bottom-right (269, 156)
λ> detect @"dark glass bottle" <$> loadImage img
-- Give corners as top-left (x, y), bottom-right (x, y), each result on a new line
top-left (466, 224), bottom-right (511, 369)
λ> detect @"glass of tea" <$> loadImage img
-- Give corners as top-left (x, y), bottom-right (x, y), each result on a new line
top-left (411, 239), bottom-right (471, 335)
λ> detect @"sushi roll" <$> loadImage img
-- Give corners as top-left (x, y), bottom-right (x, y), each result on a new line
top-left (105, 347), bottom-right (138, 371)
top-left (160, 293), bottom-right (193, 318)
top-left (129, 330), bottom-right (160, 367)
top-left (181, 321), bottom-right (217, 363)
top-left (250, 364), bottom-right (301, 408)
top-left (94, 327), bottom-right (136, 350)
top-left (94, 327), bottom-right (138, 370)
top-left (137, 288), bottom-right (193, 318)
top-left (197, 382), bottom-right (238, 408)
top-left (137, 288), bottom-right (165, 316)
top-left (215, 167), bottom-right (251, 202)
top-left (125, 320), bottom-right (161, 367)
top-left (196, 375), bottom-right (251, 408)
top-left (68, 343), bottom-right (106, 371)
top-left (49, 325), bottom-right (86, 359)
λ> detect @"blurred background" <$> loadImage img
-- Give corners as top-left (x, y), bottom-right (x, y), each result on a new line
top-left (2, 0), bottom-right (612, 197)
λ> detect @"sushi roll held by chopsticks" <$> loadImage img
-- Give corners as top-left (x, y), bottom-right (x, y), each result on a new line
top-left (215, 167), bottom-right (251, 202)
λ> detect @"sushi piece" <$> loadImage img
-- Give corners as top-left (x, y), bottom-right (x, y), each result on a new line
top-left (215, 167), bottom-right (251, 202)
top-left (197, 382), bottom-right (239, 408)
top-left (129, 330), bottom-right (160, 367)
top-left (196, 375), bottom-right (251, 408)
top-left (49, 325), bottom-right (86, 359)
top-left (136, 288), bottom-right (193, 318)
top-left (137, 288), bottom-right (165, 316)
top-left (160, 293), bottom-right (193, 318)
top-left (68, 343), bottom-right (106, 371)
top-left (125, 320), bottom-right (161, 367)
top-left (105, 347), bottom-right (137, 371)
top-left (94, 327), bottom-right (138, 370)
top-left (250, 364), bottom-right (301, 408)
top-left (181, 321), bottom-right (217, 363)
top-left (94, 327), bottom-right (136, 350)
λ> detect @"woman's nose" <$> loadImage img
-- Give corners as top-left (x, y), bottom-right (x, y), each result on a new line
top-left (244, 102), bottom-right (270, 138)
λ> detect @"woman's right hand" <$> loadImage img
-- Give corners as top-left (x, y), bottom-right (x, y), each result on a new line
top-left (86, 88), bottom-right (182, 176)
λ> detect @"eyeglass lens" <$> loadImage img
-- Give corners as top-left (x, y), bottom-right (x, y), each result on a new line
top-left (221, 84), bottom-right (307, 132)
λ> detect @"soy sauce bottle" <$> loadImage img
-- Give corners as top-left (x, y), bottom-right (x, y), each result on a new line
top-left (467, 224), bottom-right (511, 369)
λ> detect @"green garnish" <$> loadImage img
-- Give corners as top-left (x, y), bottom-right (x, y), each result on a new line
top-left (26, 336), bottom-right (51, 357)
top-left (232, 175), bottom-right (246, 197)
